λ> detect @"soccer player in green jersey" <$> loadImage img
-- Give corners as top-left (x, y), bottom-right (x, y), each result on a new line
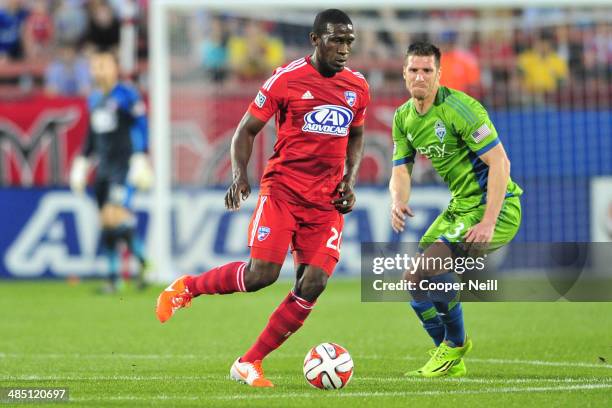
top-left (389, 42), bottom-right (523, 377)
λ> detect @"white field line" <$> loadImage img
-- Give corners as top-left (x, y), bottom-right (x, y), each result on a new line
top-left (359, 377), bottom-right (612, 384)
top-left (467, 357), bottom-right (612, 370)
top-left (357, 355), bottom-right (612, 370)
top-left (67, 383), bottom-right (612, 402)
top-left (0, 375), bottom-right (220, 381)
top-left (0, 375), bottom-right (610, 384)
top-left (1, 352), bottom-right (611, 370)
top-left (0, 353), bottom-right (204, 360)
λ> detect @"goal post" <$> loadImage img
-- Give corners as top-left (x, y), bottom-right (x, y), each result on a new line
top-left (148, 0), bottom-right (610, 283)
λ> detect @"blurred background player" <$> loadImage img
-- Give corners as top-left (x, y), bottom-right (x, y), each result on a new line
top-left (389, 41), bottom-right (522, 377)
top-left (156, 9), bottom-right (369, 387)
top-left (70, 50), bottom-right (152, 293)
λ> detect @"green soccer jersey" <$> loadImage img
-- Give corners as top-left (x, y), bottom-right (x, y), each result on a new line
top-left (392, 86), bottom-right (523, 211)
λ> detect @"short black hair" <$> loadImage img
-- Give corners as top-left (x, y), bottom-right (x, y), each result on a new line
top-left (313, 9), bottom-right (352, 36)
top-left (405, 41), bottom-right (442, 67)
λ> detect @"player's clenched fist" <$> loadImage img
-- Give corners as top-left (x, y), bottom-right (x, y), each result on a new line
top-left (390, 201), bottom-right (414, 233)
top-left (331, 179), bottom-right (356, 214)
top-left (225, 175), bottom-right (251, 211)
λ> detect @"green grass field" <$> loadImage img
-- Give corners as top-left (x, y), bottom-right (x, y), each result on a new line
top-left (1, 279), bottom-right (611, 407)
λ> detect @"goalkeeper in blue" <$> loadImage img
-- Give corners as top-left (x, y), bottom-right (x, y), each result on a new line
top-left (70, 51), bottom-right (153, 293)
top-left (389, 42), bottom-right (523, 377)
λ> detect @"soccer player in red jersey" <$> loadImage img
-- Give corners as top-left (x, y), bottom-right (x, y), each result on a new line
top-left (155, 9), bottom-right (370, 387)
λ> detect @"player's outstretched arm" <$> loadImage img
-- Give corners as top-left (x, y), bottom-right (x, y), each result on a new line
top-left (464, 143), bottom-right (510, 243)
top-left (70, 120), bottom-right (96, 194)
top-left (389, 164), bottom-right (414, 233)
top-left (225, 112), bottom-right (266, 211)
top-left (332, 125), bottom-right (364, 214)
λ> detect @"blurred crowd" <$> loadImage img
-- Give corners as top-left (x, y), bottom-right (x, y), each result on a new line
top-left (0, 2), bottom-right (610, 107)
top-left (0, 0), bottom-right (147, 96)
top-left (179, 8), bottom-right (612, 106)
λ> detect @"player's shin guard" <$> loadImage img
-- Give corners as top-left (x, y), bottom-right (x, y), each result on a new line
top-left (410, 300), bottom-right (445, 346)
top-left (427, 272), bottom-right (465, 347)
top-left (242, 291), bottom-right (314, 362)
top-left (185, 261), bottom-right (248, 296)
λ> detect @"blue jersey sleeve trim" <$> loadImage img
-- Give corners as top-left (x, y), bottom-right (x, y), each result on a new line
top-left (393, 156), bottom-right (415, 166)
top-left (114, 83), bottom-right (148, 152)
top-left (131, 115), bottom-right (148, 152)
top-left (475, 137), bottom-right (500, 156)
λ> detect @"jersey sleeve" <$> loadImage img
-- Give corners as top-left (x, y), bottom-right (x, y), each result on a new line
top-left (126, 85), bottom-right (149, 153)
top-left (247, 68), bottom-right (287, 123)
top-left (391, 108), bottom-right (415, 166)
top-left (82, 94), bottom-right (98, 157)
top-left (83, 122), bottom-right (96, 158)
top-left (352, 81), bottom-right (370, 127)
top-left (446, 92), bottom-right (500, 156)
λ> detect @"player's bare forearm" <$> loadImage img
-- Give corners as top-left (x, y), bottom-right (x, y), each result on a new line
top-left (230, 113), bottom-right (261, 179)
top-left (464, 148), bottom-right (509, 243)
top-left (389, 164), bottom-right (412, 204)
top-left (479, 144), bottom-right (510, 225)
top-left (389, 165), bottom-right (415, 233)
top-left (482, 160), bottom-right (509, 224)
top-left (331, 126), bottom-right (364, 214)
top-left (343, 125), bottom-right (364, 188)
top-left (225, 112), bottom-right (266, 210)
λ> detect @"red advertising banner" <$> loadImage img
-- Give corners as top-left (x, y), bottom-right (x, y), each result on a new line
top-left (0, 91), bottom-right (406, 187)
top-left (0, 95), bottom-right (88, 186)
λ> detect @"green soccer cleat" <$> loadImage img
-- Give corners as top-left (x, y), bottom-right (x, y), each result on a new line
top-left (403, 367), bottom-right (426, 377)
top-left (420, 338), bottom-right (473, 378)
top-left (447, 358), bottom-right (467, 377)
top-left (404, 348), bottom-right (436, 377)
top-left (403, 348), bottom-right (468, 378)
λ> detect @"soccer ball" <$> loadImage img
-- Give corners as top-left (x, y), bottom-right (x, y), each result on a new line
top-left (303, 342), bottom-right (354, 390)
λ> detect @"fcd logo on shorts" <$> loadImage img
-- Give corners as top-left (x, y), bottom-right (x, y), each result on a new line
top-left (257, 226), bottom-right (271, 241)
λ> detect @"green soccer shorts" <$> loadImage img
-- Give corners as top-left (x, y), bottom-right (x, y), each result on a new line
top-left (419, 196), bottom-right (522, 253)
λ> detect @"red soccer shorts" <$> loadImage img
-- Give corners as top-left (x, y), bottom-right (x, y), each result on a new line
top-left (247, 195), bottom-right (344, 276)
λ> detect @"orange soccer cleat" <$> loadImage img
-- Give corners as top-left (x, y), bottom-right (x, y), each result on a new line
top-left (156, 275), bottom-right (193, 323)
top-left (230, 358), bottom-right (274, 387)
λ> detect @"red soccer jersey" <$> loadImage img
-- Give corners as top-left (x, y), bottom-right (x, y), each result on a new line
top-left (248, 56), bottom-right (370, 210)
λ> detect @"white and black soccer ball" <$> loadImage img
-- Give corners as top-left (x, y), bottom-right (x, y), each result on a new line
top-left (303, 342), bottom-right (353, 390)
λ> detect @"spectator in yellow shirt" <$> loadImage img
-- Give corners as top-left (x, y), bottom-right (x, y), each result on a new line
top-left (227, 20), bottom-right (284, 80)
top-left (518, 34), bottom-right (568, 94)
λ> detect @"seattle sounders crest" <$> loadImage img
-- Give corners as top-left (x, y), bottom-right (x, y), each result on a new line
top-left (434, 120), bottom-right (446, 142)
